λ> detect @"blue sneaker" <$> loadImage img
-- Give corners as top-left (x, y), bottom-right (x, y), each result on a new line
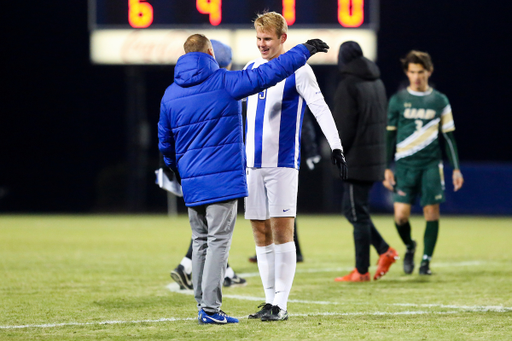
top-left (198, 309), bottom-right (239, 324)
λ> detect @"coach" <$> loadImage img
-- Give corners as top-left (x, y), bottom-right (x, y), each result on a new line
top-left (158, 34), bottom-right (328, 324)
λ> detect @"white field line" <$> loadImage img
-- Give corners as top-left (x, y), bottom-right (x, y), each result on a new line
top-left (166, 283), bottom-right (512, 312)
top-left (392, 303), bottom-right (512, 312)
top-left (0, 310), bottom-right (464, 330)
top-left (166, 283), bottom-right (339, 305)
top-left (237, 261), bottom-right (487, 278)
top-left (0, 318), bottom-right (198, 330)
top-left (1, 261), bottom-right (504, 330)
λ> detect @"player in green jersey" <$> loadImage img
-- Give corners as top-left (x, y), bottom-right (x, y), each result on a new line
top-left (383, 50), bottom-right (464, 275)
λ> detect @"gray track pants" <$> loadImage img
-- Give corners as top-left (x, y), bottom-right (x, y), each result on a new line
top-left (188, 199), bottom-right (237, 313)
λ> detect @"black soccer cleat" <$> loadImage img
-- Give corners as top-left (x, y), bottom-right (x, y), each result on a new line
top-left (261, 305), bottom-right (289, 321)
top-left (223, 273), bottom-right (247, 287)
top-left (248, 303), bottom-right (273, 319)
top-left (403, 240), bottom-right (417, 275)
top-left (419, 260), bottom-right (432, 275)
top-left (170, 264), bottom-right (193, 290)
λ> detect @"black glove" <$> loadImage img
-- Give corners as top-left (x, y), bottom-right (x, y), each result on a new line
top-left (164, 167), bottom-right (181, 185)
top-left (331, 149), bottom-right (348, 180)
top-left (303, 39), bottom-right (329, 56)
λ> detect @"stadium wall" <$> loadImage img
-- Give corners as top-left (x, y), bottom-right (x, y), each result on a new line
top-left (368, 163), bottom-right (512, 215)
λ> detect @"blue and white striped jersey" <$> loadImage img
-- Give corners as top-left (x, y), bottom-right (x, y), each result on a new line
top-left (244, 58), bottom-right (342, 169)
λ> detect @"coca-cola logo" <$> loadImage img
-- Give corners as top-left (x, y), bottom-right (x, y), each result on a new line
top-left (120, 30), bottom-right (189, 64)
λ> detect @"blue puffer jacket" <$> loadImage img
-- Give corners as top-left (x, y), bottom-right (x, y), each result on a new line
top-left (158, 44), bottom-right (310, 207)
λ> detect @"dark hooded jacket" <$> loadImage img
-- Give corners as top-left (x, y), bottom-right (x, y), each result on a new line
top-left (333, 56), bottom-right (387, 181)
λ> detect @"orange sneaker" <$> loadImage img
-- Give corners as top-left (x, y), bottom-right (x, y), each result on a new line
top-left (335, 269), bottom-right (370, 282)
top-left (374, 247), bottom-right (399, 280)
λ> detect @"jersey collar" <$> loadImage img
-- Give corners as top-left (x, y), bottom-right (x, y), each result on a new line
top-left (407, 87), bottom-right (433, 96)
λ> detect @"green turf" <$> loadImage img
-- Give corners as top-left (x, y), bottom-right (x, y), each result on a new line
top-left (1, 214), bottom-right (511, 340)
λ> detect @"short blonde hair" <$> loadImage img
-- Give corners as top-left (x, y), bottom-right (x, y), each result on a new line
top-left (183, 34), bottom-right (212, 54)
top-left (253, 11), bottom-right (288, 37)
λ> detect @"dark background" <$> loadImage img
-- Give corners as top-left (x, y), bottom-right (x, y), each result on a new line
top-left (2, 1), bottom-right (511, 213)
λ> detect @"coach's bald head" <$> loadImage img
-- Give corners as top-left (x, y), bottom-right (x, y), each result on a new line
top-left (184, 34), bottom-right (215, 58)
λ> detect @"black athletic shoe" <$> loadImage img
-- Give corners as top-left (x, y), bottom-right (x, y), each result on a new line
top-left (223, 273), bottom-right (247, 287)
top-left (403, 240), bottom-right (417, 275)
top-left (419, 260), bottom-right (432, 275)
top-left (296, 254), bottom-right (304, 263)
top-left (170, 264), bottom-right (193, 290)
top-left (261, 305), bottom-right (289, 321)
top-left (248, 303), bottom-right (273, 319)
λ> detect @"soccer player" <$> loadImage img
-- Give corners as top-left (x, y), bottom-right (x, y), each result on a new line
top-left (244, 12), bottom-right (347, 321)
top-left (247, 109), bottom-right (320, 264)
top-left (383, 50), bottom-right (464, 275)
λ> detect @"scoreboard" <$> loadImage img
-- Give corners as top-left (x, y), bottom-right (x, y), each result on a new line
top-left (89, 0), bottom-right (379, 65)
top-left (91, 0), bottom-right (377, 29)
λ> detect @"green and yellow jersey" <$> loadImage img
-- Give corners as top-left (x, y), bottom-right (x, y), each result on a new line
top-left (387, 87), bottom-right (457, 169)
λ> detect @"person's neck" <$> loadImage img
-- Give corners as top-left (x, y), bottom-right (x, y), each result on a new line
top-left (410, 84), bottom-right (429, 92)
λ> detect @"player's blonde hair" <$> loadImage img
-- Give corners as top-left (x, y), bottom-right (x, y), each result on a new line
top-left (184, 34), bottom-right (212, 54)
top-left (401, 50), bottom-right (434, 72)
top-left (253, 11), bottom-right (288, 38)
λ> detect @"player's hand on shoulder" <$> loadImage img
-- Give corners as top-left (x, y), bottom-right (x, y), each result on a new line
top-left (303, 39), bottom-right (329, 56)
top-left (383, 169), bottom-right (395, 191)
top-left (452, 169), bottom-right (464, 192)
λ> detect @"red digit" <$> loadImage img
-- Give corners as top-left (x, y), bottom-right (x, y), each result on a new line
top-left (197, 0), bottom-right (222, 26)
top-left (338, 0), bottom-right (364, 28)
top-left (128, 0), bottom-right (154, 28)
top-left (282, 0), bottom-right (296, 26)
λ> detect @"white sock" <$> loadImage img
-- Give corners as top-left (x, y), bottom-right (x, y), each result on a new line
top-left (273, 242), bottom-right (296, 311)
top-left (255, 244), bottom-right (275, 304)
top-left (180, 257), bottom-right (192, 275)
top-left (225, 266), bottom-right (235, 279)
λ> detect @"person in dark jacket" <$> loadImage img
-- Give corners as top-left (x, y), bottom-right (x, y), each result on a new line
top-left (158, 33), bottom-right (328, 324)
top-left (332, 41), bottom-right (399, 282)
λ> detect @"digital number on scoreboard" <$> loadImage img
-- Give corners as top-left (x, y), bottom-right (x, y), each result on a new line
top-left (90, 0), bottom-right (376, 29)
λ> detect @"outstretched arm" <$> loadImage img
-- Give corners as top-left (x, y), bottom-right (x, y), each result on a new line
top-left (224, 44), bottom-right (311, 100)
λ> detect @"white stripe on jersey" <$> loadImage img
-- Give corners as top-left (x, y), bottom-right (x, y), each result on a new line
top-left (245, 89), bottom-right (257, 168)
top-left (261, 82), bottom-right (284, 166)
top-left (395, 118), bottom-right (440, 160)
top-left (441, 104), bottom-right (452, 116)
top-left (294, 96), bottom-right (304, 168)
top-left (244, 58), bottom-right (331, 169)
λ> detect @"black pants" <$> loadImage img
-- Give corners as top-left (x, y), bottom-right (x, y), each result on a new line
top-left (342, 180), bottom-right (389, 274)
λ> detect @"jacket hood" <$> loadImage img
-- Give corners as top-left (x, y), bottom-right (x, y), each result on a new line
top-left (174, 52), bottom-right (220, 87)
top-left (340, 57), bottom-right (381, 81)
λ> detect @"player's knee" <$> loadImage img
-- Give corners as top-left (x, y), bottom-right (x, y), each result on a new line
top-left (395, 215), bottom-right (409, 225)
top-left (423, 206), bottom-right (440, 221)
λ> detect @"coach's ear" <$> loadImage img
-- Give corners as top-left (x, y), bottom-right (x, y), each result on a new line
top-left (208, 46), bottom-right (215, 58)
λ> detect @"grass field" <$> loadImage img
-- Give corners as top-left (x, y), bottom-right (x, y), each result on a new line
top-left (1, 214), bottom-right (511, 340)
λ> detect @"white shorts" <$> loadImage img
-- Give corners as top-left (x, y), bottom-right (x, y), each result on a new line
top-left (244, 167), bottom-right (299, 220)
